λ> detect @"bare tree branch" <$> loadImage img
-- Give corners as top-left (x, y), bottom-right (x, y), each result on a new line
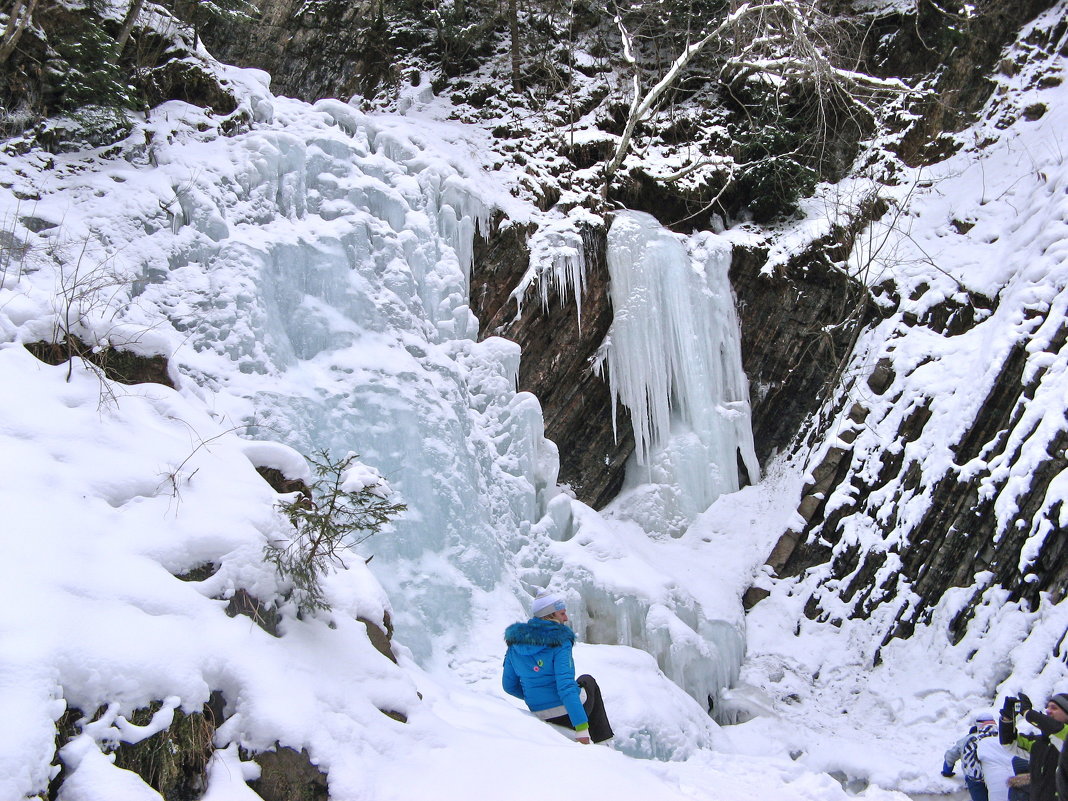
top-left (602, 1), bottom-right (781, 196)
top-left (600, 0), bottom-right (914, 199)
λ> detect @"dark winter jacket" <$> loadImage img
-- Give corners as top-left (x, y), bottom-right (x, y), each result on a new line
top-left (502, 618), bottom-right (588, 732)
top-left (1001, 710), bottom-right (1068, 801)
top-left (1056, 731), bottom-right (1067, 801)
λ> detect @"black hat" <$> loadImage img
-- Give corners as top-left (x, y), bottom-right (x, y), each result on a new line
top-left (1051, 693), bottom-right (1068, 715)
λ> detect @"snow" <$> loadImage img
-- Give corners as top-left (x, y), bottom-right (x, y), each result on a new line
top-left (1, 3), bottom-right (1067, 799)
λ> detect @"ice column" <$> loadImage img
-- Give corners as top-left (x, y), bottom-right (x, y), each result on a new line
top-left (601, 211), bottom-right (759, 522)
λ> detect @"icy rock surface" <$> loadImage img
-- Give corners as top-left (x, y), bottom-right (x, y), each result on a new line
top-left (140, 100), bottom-right (563, 660)
top-left (0, 88), bottom-right (564, 662)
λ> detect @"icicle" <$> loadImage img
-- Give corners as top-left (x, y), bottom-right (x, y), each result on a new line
top-left (510, 209), bottom-right (602, 324)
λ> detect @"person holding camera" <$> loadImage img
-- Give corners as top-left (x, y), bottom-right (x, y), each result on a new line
top-left (1000, 692), bottom-right (1068, 801)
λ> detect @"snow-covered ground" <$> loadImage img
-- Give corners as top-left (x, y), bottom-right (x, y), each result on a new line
top-left (1, 4), bottom-right (1067, 799)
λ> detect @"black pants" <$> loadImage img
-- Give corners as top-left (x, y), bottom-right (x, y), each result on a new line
top-left (546, 674), bottom-right (614, 743)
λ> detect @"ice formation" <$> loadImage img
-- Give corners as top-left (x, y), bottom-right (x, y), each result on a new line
top-left (500, 210), bottom-right (764, 720)
top-left (599, 211), bottom-right (760, 534)
top-left (0, 78), bottom-right (561, 661)
top-left (152, 98), bottom-right (564, 663)
top-left (512, 206), bottom-right (603, 325)
top-left (0, 59), bottom-right (768, 781)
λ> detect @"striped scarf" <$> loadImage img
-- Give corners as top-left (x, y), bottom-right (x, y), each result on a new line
top-left (962, 727), bottom-right (998, 780)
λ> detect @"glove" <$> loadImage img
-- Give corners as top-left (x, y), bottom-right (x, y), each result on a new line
top-left (1002, 696), bottom-right (1019, 720)
top-left (1000, 713), bottom-right (1017, 745)
top-left (1018, 692), bottom-right (1032, 714)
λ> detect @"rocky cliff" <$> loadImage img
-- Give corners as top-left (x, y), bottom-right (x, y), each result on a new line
top-left (471, 218), bottom-right (634, 508)
top-left (748, 2), bottom-right (1068, 647)
top-left (204, 0), bottom-right (384, 101)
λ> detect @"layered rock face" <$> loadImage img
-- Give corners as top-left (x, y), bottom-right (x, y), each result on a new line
top-left (867, 0), bottom-right (1059, 166)
top-left (728, 245), bottom-right (868, 466)
top-left (767, 303), bottom-right (1068, 645)
top-left (746, 2), bottom-right (1068, 645)
top-left (471, 219), bottom-right (634, 509)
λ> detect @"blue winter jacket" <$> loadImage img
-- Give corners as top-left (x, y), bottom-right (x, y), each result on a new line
top-left (502, 618), bottom-right (588, 731)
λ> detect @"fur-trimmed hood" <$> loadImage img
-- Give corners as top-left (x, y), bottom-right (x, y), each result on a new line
top-left (504, 617), bottom-right (575, 647)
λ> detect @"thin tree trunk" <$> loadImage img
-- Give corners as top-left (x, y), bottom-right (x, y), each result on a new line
top-left (509, 0), bottom-right (520, 90)
top-left (116, 0), bottom-right (146, 54)
top-left (0, 0), bottom-right (39, 64)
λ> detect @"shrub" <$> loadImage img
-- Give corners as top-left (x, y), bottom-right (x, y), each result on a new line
top-left (267, 450), bottom-right (405, 615)
top-left (733, 125), bottom-right (819, 222)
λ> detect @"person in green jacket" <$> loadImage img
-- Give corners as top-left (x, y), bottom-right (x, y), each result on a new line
top-left (999, 692), bottom-right (1068, 801)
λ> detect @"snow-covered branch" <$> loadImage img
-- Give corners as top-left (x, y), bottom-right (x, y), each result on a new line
top-left (600, 0), bottom-right (912, 198)
top-left (0, 0), bottom-right (39, 64)
top-left (602, 1), bottom-right (780, 195)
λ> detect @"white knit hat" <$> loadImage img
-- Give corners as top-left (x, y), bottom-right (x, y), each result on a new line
top-left (531, 589), bottom-right (566, 617)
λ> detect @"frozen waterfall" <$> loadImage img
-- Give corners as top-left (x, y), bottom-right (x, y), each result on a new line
top-left (7, 77), bottom-right (760, 752)
top-left (600, 211), bottom-right (760, 534)
top-left (511, 210), bottom-right (761, 725)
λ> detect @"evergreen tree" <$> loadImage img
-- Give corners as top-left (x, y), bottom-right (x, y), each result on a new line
top-left (53, 17), bottom-right (133, 113)
top-left (267, 451), bottom-right (406, 615)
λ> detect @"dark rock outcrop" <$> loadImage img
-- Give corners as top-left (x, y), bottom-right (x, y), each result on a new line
top-left (359, 611), bottom-right (398, 664)
top-left (859, 0), bottom-right (1061, 166)
top-left (136, 57), bottom-right (238, 114)
top-left (729, 245), bottom-right (870, 465)
top-left (224, 588), bottom-right (281, 636)
top-left (26, 340), bottom-right (175, 388)
top-left (256, 465), bottom-right (311, 497)
top-left (251, 747), bottom-right (329, 801)
top-left (202, 0), bottom-right (382, 102)
top-left (471, 218), bottom-right (633, 509)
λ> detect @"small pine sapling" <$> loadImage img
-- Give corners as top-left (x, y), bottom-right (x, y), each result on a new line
top-left (267, 450), bottom-right (405, 615)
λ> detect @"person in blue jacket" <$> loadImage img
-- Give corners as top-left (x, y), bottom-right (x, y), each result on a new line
top-left (503, 589), bottom-right (614, 744)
